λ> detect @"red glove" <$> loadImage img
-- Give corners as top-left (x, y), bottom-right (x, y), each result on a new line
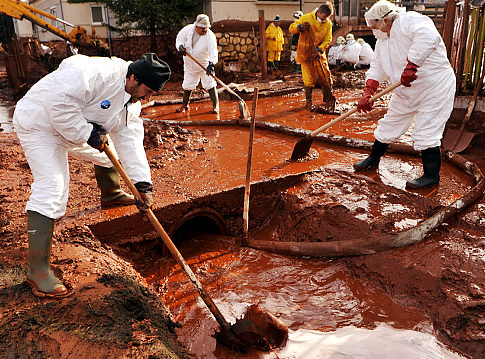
top-left (401, 59), bottom-right (419, 87)
top-left (357, 79), bottom-right (379, 112)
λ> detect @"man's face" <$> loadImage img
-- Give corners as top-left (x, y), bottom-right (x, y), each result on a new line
top-left (367, 16), bottom-right (392, 33)
top-left (316, 10), bottom-right (328, 22)
top-left (195, 26), bottom-right (208, 35)
top-left (126, 74), bottom-right (156, 102)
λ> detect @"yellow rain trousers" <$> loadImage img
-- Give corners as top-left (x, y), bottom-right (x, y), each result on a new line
top-left (266, 23), bottom-right (284, 63)
top-left (289, 11), bottom-right (333, 88)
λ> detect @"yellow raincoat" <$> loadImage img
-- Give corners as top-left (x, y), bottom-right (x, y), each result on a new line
top-left (289, 10), bottom-right (333, 87)
top-left (265, 23), bottom-right (284, 62)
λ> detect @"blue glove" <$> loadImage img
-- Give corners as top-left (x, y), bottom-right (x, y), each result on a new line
top-left (134, 181), bottom-right (154, 212)
top-left (314, 47), bottom-right (323, 59)
top-left (87, 123), bottom-right (107, 152)
top-left (178, 45), bottom-right (186, 56)
top-left (206, 62), bottom-right (215, 76)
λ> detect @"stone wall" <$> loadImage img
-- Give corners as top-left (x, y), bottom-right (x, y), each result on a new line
top-left (215, 30), bottom-right (293, 73)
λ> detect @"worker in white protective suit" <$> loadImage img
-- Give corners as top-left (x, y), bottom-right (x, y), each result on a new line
top-left (176, 14), bottom-right (219, 114)
top-left (328, 36), bottom-right (345, 66)
top-left (13, 53), bottom-right (171, 298)
top-left (356, 38), bottom-right (374, 68)
top-left (340, 33), bottom-right (361, 67)
top-left (354, 0), bottom-right (455, 189)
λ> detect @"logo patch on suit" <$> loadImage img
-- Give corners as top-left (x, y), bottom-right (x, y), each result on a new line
top-left (100, 100), bottom-right (111, 109)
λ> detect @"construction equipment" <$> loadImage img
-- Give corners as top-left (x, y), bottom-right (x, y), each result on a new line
top-left (442, 71), bottom-right (484, 152)
top-left (103, 143), bottom-right (288, 352)
top-left (0, 0), bottom-right (109, 54)
top-left (291, 81), bottom-right (402, 161)
top-left (184, 50), bottom-right (250, 121)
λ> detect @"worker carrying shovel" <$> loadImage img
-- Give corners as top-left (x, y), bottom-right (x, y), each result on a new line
top-left (354, 0), bottom-right (455, 189)
top-left (289, 3), bottom-right (336, 113)
top-left (176, 14), bottom-right (220, 114)
top-left (13, 53), bottom-right (171, 298)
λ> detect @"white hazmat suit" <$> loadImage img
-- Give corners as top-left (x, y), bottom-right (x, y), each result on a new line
top-left (341, 35), bottom-right (362, 66)
top-left (366, 8), bottom-right (455, 150)
top-left (176, 24), bottom-right (218, 91)
top-left (356, 38), bottom-right (374, 67)
top-left (13, 55), bottom-right (151, 219)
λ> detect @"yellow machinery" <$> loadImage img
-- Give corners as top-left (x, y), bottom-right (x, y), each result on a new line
top-left (0, 0), bottom-right (109, 52)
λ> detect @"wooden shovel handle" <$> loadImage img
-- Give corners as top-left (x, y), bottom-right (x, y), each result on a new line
top-left (310, 81), bottom-right (402, 137)
top-left (242, 89), bottom-right (259, 246)
top-left (184, 51), bottom-right (242, 101)
top-left (103, 144), bottom-right (231, 331)
top-left (307, 30), bottom-right (331, 88)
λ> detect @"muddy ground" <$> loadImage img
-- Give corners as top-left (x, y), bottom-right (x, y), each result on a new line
top-left (0, 63), bottom-right (484, 358)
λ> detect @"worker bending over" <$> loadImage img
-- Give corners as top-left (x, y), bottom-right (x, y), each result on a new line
top-left (289, 3), bottom-right (335, 112)
top-left (13, 53), bottom-right (170, 298)
top-left (354, 0), bottom-right (455, 189)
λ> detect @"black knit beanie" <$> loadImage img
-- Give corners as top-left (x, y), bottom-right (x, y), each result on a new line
top-left (128, 53), bottom-right (171, 91)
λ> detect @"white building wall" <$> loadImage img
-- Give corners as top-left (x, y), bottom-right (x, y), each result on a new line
top-left (210, 0), bottom-right (327, 23)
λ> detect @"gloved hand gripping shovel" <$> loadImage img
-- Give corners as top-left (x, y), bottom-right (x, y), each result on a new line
top-left (291, 81), bottom-right (402, 160)
top-left (184, 51), bottom-right (250, 121)
top-left (103, 144), bottom-right (288, 352)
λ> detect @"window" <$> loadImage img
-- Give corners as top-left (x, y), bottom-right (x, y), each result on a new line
top-left (90, 5), bottom-right (104, 24)
top-left (50, 6), bottom-right (58, 28)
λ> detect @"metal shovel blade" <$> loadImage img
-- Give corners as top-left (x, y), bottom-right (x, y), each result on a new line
top-left (214, 304), bottom-right (288, 352)
top-left (441, 128), bottom-right (475, 153)
top-left (291, 135), bottom-right (314, 161)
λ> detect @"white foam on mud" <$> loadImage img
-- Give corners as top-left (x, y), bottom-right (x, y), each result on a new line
top-left (267, 324), bottom-right (466, 359)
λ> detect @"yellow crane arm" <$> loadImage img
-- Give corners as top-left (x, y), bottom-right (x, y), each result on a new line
top-left (0, 0), bottom-right (78, 43)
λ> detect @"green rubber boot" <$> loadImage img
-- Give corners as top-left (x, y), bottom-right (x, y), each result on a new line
top-left (176, 90), bottom-right (192, 113)
top-left (208, 87), bottom-right (219, 114)
top-left (26, 210), bottom-right (71, 298)
top-left (94, 165), bottom-right (134, 208)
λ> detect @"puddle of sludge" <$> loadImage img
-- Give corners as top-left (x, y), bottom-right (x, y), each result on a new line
top-left (138, 234), bottom-right (467, 359)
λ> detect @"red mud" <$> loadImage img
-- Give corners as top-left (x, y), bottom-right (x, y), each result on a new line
top-left (0, 69), bottom-right (484, 358)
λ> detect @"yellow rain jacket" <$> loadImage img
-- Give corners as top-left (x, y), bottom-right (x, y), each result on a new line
top-left (265, 23), bottom-right (284, 53)
top-left (289, 10), bottom-right (333, 87)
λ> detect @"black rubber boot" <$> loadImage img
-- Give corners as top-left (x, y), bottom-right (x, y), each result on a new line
top-left (176, 90), bottom-right (192, 113)
top-left (406, 146), bottom-right (441, 188)
top-left (26, 210), bottom-right (71, 298)
top-left (208, 87), bottom-right (219, 113)
top-left (304, 86), bottom-right (313, 111)
top-left (353, 140), bottom-right (390, 171)
top-left (94, 165), bottom-right (134, 208)
top-left (321, 84), bottom-right (336, 113)
top-left (267, 62), bottom-right (273, 74)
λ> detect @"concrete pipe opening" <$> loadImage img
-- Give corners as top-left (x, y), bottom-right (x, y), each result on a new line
top-left (168, 208), bottom-right (229, 243)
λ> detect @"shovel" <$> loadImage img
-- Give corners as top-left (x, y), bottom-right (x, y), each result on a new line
top-left (103, 144), bottom-right (288, 351)
top-left (442, 72), bottom-right (484, 153)
top-left (184, 51), bottom-right (250, 120)
top-left (291, 81), bottom-right (402, 161)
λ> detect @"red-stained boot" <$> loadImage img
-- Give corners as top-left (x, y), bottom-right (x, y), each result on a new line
top-left (26, 211), bottom-right (72, 298)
